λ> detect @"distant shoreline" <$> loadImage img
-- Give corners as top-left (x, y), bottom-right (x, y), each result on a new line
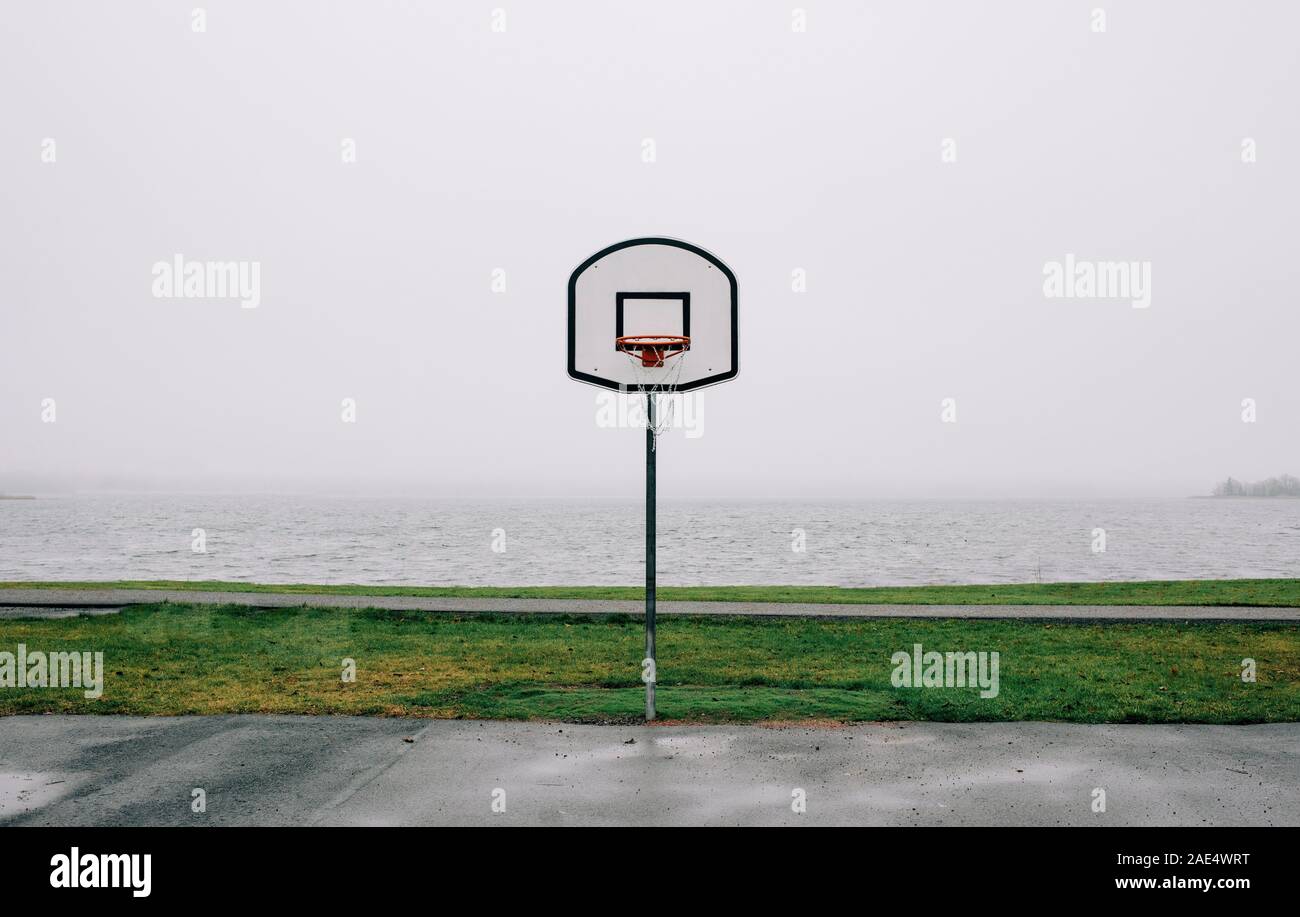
top-left (0, 495), bottom-right (35, 500)
top-left (1211, 475), bottom-right (1300, 498)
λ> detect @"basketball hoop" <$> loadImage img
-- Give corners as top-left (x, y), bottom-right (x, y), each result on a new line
top-left (615, 335), bottom-right (691, 443)
top-left (615, 335), bottom-right (690, 367)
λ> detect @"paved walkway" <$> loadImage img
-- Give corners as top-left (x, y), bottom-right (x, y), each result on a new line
top-left (0, 716), bottom-right (1294, 826)
top-left (1, 587), bottom-right (1297, 620)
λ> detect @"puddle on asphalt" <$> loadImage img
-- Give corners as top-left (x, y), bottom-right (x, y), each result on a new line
top-left (0, 772), bottom-right (77, 816)
top-left (648, 734), bottom-right (735, 756)
top-left (522, 731), bottom-right (739, 783)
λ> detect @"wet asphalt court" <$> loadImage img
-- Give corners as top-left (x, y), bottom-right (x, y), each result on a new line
top-left (1, 716), bottom-right (1295, 826)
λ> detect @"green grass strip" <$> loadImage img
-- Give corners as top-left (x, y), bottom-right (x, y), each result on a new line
top-left (0, 603), bottom-right (1294, 723)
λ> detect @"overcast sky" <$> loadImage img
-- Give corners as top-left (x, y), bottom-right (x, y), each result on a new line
top-left (2, 1), bottom-right (1297, 498)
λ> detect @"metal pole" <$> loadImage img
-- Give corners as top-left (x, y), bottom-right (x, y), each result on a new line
top-left (645, 392), bottom-right (657, 721)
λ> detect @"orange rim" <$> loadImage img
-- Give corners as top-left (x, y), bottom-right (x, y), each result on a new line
top-left (615, 335), bottom-right (690, 368)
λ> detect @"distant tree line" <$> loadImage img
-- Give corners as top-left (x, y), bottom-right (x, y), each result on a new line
top-left (1213, 475), bottom-right (1300, 497)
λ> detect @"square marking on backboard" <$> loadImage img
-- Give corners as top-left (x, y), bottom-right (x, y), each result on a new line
top-left (616, 292), bottom-right (691, 346)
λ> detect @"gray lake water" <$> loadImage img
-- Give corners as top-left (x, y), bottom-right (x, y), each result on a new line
top-left (1, 495), bottom-right (1296, 587)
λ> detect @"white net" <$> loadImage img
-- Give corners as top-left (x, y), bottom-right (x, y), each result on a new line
top-left (619, 344), bottom-right (688, 445)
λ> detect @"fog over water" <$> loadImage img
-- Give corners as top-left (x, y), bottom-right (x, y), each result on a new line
top-left (2, 3), bottom-right (1299, 502)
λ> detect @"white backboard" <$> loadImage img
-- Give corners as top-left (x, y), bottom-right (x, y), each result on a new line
top-left (568, 238), bottom-right (738, 392)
